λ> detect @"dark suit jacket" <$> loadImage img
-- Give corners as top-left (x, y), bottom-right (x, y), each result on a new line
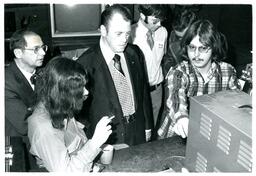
top-left (77, 43), bottom-right (153, 145)
top-left (5, 61), bottom-right (36, 136)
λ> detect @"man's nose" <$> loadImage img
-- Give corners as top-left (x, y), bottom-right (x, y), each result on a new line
top-left (122, 35), bottom-right (129, 43)
top-left (194, 48), bottom-right (200, 57)
top-left (38, 48), bottom-right (46, 55)
top-left (83, 87), bottom-right (89, 96)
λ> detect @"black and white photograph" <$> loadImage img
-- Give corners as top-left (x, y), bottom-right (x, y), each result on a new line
top-left (1, 0), bottom-right (254, 174)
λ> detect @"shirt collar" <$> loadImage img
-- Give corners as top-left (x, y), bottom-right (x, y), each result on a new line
top-left (138, 19), bottom-right (151, 36)
top-left (192, 61), bottom-right (217, 80)
top-left (100, 37), bottom-right (124, 65)
top-left (15, 61), bottom-right (36, 90)
top-left (15, 61), bottom-right (35, 81)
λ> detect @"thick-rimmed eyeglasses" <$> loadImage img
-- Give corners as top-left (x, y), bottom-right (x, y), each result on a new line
top-left (187, 44), bottom-right (211, 53)
top-left (23, 45), bottom-right (48, 54)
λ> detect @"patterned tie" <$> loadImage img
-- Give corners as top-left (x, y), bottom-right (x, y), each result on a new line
top-left (146, 30), bottom-right (154, 49)
top-left (110, 55), bottom-right (135, 117)
top-left (113, 54), bottom-right (124, 76)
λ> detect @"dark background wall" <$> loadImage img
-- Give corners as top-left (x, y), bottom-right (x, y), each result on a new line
top-left (4, 4), bottom-right (252, 76)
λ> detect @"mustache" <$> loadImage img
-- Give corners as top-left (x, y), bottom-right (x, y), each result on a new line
top-left (192, 57), bottom-right (204, 61)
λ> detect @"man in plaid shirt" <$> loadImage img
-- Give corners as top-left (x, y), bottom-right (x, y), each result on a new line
top-left (157, 20), bottom-right (240, 139)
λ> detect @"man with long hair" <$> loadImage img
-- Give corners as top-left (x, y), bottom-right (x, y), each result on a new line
top-left (158, 20), bottom-right (240, 139)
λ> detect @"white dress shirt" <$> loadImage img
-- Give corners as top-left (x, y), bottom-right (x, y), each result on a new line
top-left (131, 19), bottom-right (168, 86)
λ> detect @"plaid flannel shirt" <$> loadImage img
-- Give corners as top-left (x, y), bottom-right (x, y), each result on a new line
top-left (157, 60), bottom-right (240, 139)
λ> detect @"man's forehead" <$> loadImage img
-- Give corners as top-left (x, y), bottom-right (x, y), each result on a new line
top-left (107, 13), bottom-right (131, 31)
top-left (190, 35), bottom-right (205, 46)
top-left (24, 34), bottom-right (42, 46)
top-left (109, 12), bottom-right (130, 24)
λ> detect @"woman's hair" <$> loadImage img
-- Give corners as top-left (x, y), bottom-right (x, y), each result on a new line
top-left (180, 19), bottom-right (228, 62)
top-left (36, 56), bottom-right (87, 129)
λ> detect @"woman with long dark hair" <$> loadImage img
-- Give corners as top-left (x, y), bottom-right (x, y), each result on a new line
top-left (28, 56), bottom-right (112, 172)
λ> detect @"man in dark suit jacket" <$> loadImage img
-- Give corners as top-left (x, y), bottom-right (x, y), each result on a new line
top-left (5, 30), bottom-right (47, 137)
top-left (77, 5), bottom-right (153, 146)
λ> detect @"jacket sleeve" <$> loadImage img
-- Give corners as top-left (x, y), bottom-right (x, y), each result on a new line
top-left (29, 123), bottom-right (101, 172)
top-left (135, 45), bottom-right (154, 131)
top-left (5, 81), bottom-right (31, 136)
top-left (157, 68), bottom-right (189, 138)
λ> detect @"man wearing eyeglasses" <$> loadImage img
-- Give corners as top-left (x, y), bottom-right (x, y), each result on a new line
top-left (157, 20), bottom-right (240, 139)
top-left (130, 5), bottom-right (168, 135)
top-left (5, 29), bottom-right (47, 170)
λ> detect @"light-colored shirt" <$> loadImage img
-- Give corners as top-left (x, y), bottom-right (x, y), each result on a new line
top-left (100, 37), bottom-right (135, 115)
top-left (157, 60), bottom-right (240, 139)
top-left (131, 19), bottom-right (168, 86)
top-left (28, 103), bottom-right (101, 172)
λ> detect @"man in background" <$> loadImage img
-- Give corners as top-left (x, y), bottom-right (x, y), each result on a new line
top-left (130, 5), bottom-right (168, 131)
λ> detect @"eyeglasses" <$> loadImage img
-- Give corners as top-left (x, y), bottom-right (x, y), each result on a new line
top-left (23, 45), bottom-right (48, 54)
top-left (187, 44), bottom-right (211, 53)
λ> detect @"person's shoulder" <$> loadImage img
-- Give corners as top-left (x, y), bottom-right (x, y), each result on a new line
top-left (174, 60), bottom-right (190, 71)
top-left (218, 61), bottom-right (236, 70)
top-left (77, 44), bottom-right (99, 63)
top-left (159, 26), bottom-right (168, 32)
top-left (166, 61), bottom-right (189, 78)
top-left (157, 26), bottom-right (168, 35)
top-left (28, 109), bottom-right (56, 143)
top-left (79, 45), bottom-right (98, 56)
top-left (5, 61), bottom-right (15, 72)
top-left (5, 62), bottom-right (18, 83)
top-left (28, 106), bottom-right (52, 131)
top-left (126, 43), bottom-right (141, 53)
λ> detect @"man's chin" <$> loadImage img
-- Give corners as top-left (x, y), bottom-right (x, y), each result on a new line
top-left (116, 49), bottom-right (125, 53)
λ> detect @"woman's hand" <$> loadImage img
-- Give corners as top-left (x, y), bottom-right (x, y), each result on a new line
top-left (91, 116), bottom-right (113, 148)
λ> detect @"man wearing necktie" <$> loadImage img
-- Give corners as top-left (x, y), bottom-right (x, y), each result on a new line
top-left (130, 5), bottom-right (168, 135)
top-left (5, 30), bottom-right (47, 136)
top-left (5, 30), bottom-right (47, 170)
top-left (77, 4), bottom-right (153, 146)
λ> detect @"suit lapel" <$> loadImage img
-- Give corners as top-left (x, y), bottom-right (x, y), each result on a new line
top-left (95, 46), bottom-right (122, 112)
top-left (10, 62), bottom-right (35, 102)
top-left (124, 48), bottom-right (138, 110)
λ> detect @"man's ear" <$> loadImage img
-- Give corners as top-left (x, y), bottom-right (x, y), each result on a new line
top-left (100, 25), bottom-right (107, 37)
top-left (13, 48), bottom-right (23, 58)
top-left (140, 13), bottom-right (146, 21)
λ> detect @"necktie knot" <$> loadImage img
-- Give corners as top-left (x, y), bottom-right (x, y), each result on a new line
top-left (30, 73), bottom-right (38, 85)
top-left (113, 54), bottom-right (121, 62)
top-left (113, 54), bottom-right (124, 75)
top-left (146, 30), bottom-right (154, 50)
